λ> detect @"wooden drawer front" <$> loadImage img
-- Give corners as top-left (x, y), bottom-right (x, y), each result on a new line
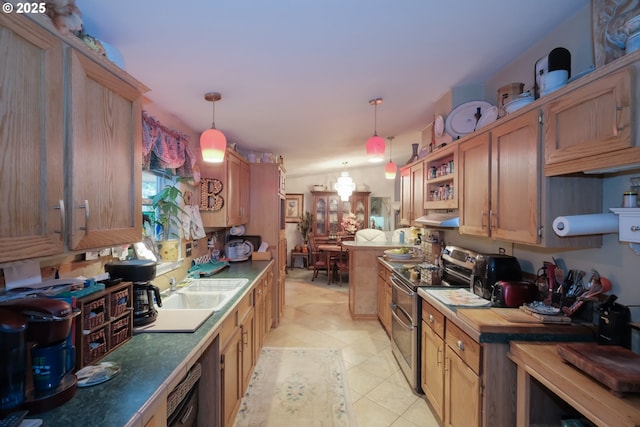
top-left (219, 309), bottom-right (238, 347)
top-left (445, 321), bottom-right (481, 375)
top-left (422, 301), bottom-right (445, 338)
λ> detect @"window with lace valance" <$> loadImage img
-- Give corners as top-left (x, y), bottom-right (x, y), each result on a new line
top-left (142, 111), bottom-right (195, 177)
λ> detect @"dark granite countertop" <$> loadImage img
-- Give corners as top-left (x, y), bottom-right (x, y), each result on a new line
top-left (36, 260), bottom-right (273, 427)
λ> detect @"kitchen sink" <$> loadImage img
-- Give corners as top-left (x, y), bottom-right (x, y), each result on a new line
top-left (158, 278), bottom-right (249, 311)
top-left (179, 278), bottom-right (248, 293)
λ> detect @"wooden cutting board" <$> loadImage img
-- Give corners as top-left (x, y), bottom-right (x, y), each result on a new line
top-left (520, 305), bottom-right (572, 323)
top-left (557, 343), bottom-right (640, 396)
top-left (492, 308), bottom-right (542, 323)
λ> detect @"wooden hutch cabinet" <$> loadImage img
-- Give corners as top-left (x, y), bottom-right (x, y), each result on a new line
top-left (311, 191), bottom-right (370, 240)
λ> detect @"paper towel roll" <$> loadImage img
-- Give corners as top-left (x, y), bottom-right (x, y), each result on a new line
top-left (552, 213), bottom-right (618, 237)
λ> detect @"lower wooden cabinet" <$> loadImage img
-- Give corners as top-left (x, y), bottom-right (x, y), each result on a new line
top-left (421, 301), bottom-right (446, 421)
top-left (221, 325), bottom-right (242, 427)
top-left (445, 348), bottom-right (481, 427)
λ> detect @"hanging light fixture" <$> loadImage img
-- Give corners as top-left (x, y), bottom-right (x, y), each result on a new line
top-left (334, 162), bottom-right (356, 201)
top-left (384, 136), bottom-right (397, 179)
top-left (366, 97), bottom-right (385, 162)
top-left (200, 92), bottom-right (227, 163)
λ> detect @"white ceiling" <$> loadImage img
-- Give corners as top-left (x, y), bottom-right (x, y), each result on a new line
top-left (75, 0), bottom-right (588, 177)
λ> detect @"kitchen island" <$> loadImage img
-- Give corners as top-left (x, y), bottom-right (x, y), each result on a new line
top-left (342, 240), bottom-right (405, 319)
top-left (36, 260), bottom-right (274, 427)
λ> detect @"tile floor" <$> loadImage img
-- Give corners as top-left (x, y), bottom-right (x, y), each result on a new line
top-left (262, 268), bottom-right (440, 427)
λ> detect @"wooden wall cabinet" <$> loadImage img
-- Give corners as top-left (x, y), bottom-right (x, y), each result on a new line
top-left (0, 13), bottom-right (146, 262)
top-left (544, 67), bottom-right (634, 175)
top-left (399, 160), bottom-right (425, 224)
top-left (311, 191), bottom-right (370, 239)
top-left (459, 110), bottom-right (603, 248)
top-left (67, 49), bottom-right (143, 250)
top-left (424, 144), bottom-right (458, 210)
top-left (200, 150), bottom-right (250, 228)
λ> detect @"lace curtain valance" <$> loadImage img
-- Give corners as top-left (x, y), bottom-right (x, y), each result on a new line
top-left (142, 111), bottom-right (194, 177)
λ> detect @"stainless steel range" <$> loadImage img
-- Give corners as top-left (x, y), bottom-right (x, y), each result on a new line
top-left (389, 245), bottom-right (478, 394)
top-left (440, 245), bottom-right (478, 289)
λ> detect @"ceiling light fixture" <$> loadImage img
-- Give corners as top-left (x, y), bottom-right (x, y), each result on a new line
top-left (366, 97), bottom-right (385, 162)
top-left (200, 92), bottom-right (227, 163)
top-left (335, 162), bottom-right (356, 201)
top-left (384, 136), bottom-right (397, 179)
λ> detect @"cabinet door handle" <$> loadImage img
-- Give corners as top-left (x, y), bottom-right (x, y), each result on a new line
top-left (437, 347), bottom-right (442, 365)
top-left (631, 225), bottom-right (640, 232)
top-left (429, 314), bottom-right (434, 323)
top-left (457, 340), bottom-right (465, 351)
top-left (79, 199), bottom-right (89, 235)
top-left (54, 199), bottom-right (65, 240)
top-left (615, 105), bottom-right (624, 133)
top-left (489, 210), bottom-right (496, 230)
top-left (481, 211), bottom-right (487, 229)
top-left (243, 330), bottom-right (249, 346)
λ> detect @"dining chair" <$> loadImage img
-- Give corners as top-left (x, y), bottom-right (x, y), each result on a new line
top-left (331, 244), bottom-right (349, 286)
top-left (308, 233), bottom-right (328, 281)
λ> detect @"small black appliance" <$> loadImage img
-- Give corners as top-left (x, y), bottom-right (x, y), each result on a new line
top-left (105, 260), bottom-right (162, 327)
top-left (472, 253), bottom-right (523, 300)
top-left (598, 295), bottom-right (631, 348)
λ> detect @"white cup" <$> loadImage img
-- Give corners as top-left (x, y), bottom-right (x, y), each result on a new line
top-left (227, 245), bottom-right (237, 259)
top-left (542, 69), bottom-right (568, 92)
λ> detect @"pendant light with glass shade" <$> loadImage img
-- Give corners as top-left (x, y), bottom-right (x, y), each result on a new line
top-left (335, 162), bottom-right (356, 201)
top-left (366, 98), bottom-right (385, 162)
top-left (384, 135), bottom-right (397, 179)
top-left (200, 92), bottom-right (227, 163)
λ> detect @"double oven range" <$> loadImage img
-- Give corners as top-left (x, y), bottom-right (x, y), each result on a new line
top-left (389, 246), bottom-right (478, 394)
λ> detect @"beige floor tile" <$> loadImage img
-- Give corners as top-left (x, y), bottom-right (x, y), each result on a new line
top-left (353, 396), bottom-right (401, 427)
top-left (347, 364), bottom-right (387, 395)
top-left (401, 398), bottom-right (440, 426)
top-left (367, 378), bottom-right (420, 416)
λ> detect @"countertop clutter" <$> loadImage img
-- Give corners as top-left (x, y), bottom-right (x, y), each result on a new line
top-left (35, 261), bottom-right (272, 427)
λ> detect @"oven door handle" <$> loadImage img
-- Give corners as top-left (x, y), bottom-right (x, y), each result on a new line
top-left (391, 275), bottom-right (415, 297)
top-left (390, 303), bottom-right (414, 331)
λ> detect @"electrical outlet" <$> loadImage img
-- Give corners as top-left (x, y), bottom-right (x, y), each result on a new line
top-left (186, 242), bottom-right (192, 257)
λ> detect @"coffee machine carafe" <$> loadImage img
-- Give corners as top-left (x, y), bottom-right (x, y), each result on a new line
top-left (104, 260), bottom-right (162, 326)
top-left (133, 282), bottom-right (162, 326)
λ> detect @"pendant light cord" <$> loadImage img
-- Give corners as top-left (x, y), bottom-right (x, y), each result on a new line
top-left (211, 99), bottom-right (216, 129)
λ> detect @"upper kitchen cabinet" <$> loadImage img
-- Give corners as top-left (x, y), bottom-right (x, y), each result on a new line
top-left (543, 67), bottom-right (634, 175)
top-left (67, 49), bottom-right (145, 250)
top-left (200, 150), bottom-right (250, 227)
top-left (423, 144), bottom-right (458, 210)
top-left (399, 160), bottom-right (425, 224)
top-left (460, 110), bottom-right (602, 248)
top-left (1, 12), bottom-right (148, 260)
top-left (0, 13), bottom-right (65, 262)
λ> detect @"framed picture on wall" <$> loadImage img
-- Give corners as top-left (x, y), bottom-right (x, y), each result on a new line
top-left (285, 193), bottom-right (304, 223)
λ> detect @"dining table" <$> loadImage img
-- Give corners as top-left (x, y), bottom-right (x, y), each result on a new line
top-left (317, 243), bottom-right (344, 285)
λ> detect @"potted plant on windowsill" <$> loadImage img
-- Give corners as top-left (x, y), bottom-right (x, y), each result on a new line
top-left (152, 180), bottom-right (186, 262)
top-left (297, 211), bottom-right (313, 253)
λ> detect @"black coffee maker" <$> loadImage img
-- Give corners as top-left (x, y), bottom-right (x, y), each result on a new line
top-left (105, 260), bottom-right (162, 326)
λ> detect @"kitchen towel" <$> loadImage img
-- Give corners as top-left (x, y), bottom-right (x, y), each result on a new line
top-left (552, 213), bottom-right (618, 237)
top-left (181, 205), bottom-right (206, 240)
